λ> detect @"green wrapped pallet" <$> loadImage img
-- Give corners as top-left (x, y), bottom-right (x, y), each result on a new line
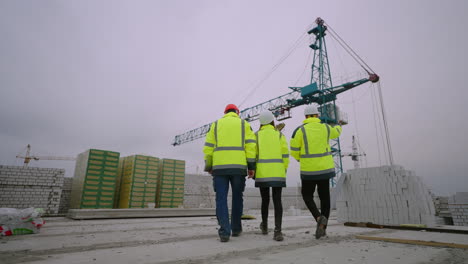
top-left (156, 159), bottom-right (185, 208)
top-left (70, 149), bottom-right (120, 209)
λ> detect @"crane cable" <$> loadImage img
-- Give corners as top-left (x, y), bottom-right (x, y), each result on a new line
top-left (325, 23), bottom-right (376, 75)
top-left (238, 24), bottom-right (314, 108)
top-left (293, 39), bottom-right (313, 86)
top-left (370, 85), bottom-right (383, 166)
top-left (376, 81), bottom-right (394, 165)
top-left (177, 24), bottom-right (311, 135)
top-left (326, 21), bottom-right (394, 166)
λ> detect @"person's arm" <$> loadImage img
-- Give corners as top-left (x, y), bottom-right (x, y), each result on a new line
top-left (329, 124), bottom-right (342, 140)
top-left (280, 133), bottom-right (290, 170)
top-left (290, 126), bottom-right (302, 162)
top-left (203, 122), bottom-right (216, 172)
top-left (244, 121), bottom-right (257, 173)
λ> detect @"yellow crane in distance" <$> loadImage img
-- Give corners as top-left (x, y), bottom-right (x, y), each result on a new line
top-left (16, 144), bottom-right (76, 168)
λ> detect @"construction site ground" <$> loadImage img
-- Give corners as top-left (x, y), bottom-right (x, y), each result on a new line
top-left (1, 210), bottom-right (467, 264)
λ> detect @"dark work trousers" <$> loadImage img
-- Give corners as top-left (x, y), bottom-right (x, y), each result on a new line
top-left (260, 187), bottom-right (283, 231)
top-left (301, 179), bottom-right (330, 227)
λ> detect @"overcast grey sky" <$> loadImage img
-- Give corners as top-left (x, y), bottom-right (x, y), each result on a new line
top-left (1, 0), bottom-right (467, 196)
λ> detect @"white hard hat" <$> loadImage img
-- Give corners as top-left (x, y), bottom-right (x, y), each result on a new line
top-left (259, 111), bottom-right (275, 125)
top-left (304, 105), bottom-right (320, 116)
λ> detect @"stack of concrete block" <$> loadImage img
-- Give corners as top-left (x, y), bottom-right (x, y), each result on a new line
top-left (183, 174), bottom-right (311, 210)
top-left (432, 196), bottom-right (453, 225)
top-left (448, 192), bottom-right (468, 226)
top-left (118, 155), bottom-right (159, 208)
top-left (434, 196), bottom-right (451, 217)
top-left (336, 165), bottom-right (436, 226)
top-left (70, 149), bottom-right (120, 209)
top-left (156, 159), bottom-right (185, 208)
top-left (184, 174), bottom-right (215, 208)
top-left (58, 177), bottom-right (73, 214)
top-left (0, 165), bottom-right (64, 215)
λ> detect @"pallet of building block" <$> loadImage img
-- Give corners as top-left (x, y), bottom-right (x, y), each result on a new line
top-left (161, 159), bottom-right (186, 173)
top-left (118, 155), bottom-right (160, 208)
top-left (158, 201), bottom-right (183, 208)
top-left (156, 186), bottom-right (184, 207)
top-left (70, 149), bottom-right (120, 209)
top-left (113, 157), bottom-right (126, 208)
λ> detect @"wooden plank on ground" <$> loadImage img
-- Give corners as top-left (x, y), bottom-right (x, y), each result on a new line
top-left (356, 235), bottom-right (468, 249)
top-left (344, 222), bottom-right (468, 235)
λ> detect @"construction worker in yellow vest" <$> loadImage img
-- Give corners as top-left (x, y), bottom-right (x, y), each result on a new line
top-left (203, 104), bottom-right (257, 243)
top-left (252, 110), bottom-right (289, 241)
top-left (290, 104), bottom-right (342, 239)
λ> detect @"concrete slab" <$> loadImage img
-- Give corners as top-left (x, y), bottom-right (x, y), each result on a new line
top-left (67, 208), bottom-right (216, 219)
top-left (1, 210), bottom-right (467, 264)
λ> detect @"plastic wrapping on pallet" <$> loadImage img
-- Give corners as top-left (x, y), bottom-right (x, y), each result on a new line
top-left (0, 207), bottom-right (45, 236)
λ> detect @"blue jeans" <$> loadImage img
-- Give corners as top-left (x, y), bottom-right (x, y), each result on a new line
top-left (213, 174), bottom-right (246, 237)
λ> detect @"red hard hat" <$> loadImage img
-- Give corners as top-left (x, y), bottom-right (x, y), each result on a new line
top-left (224, 104), bottom-right (239, 114)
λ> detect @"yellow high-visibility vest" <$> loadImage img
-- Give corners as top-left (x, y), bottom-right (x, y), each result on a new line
top-left (290, 117), bottom-right (342, 179)
top-left (203, 112), bottom-right (256, 174)
top-left (255, 124), bottom-right (289, 187)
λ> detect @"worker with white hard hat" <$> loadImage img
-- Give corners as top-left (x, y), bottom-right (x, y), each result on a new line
top-left (290, 104), bottom-right (342, 239)
top-left (253, 110), bottom-right (289, 241)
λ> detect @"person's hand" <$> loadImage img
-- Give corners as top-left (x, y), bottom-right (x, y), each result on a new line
top-left (209, 170), bottom-right (212, 175)
top-left (248, 170), bottom-right (255, 179)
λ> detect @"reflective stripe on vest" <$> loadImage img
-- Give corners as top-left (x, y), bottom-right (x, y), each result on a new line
top-left (213, 164), bottom-right (247, 170)
top-left (300, 168), bottom-right (335, 175)
top-left (214, 147), bottom-right (244, 151)
top-left (257, 159), bottom-right (283, 163)
top-left (300, 152), bottom-right (332, 158)
top-left (241, 120), bottom-right (245, 148)
top-left (255, 177), bottom-right (286, 182)
top-left (300, 125), bottom-right (309, 154)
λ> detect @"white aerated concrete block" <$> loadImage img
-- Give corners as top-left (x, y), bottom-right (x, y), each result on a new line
top-left (448, 192), bottom-right (468, 226)
top-left (336, 166), bottom-right (436, 226)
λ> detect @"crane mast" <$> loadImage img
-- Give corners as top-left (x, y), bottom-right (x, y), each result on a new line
top-left (172, 18), bottom-right (379, 183)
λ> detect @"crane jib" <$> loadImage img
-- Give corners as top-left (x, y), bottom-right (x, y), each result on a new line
top-left (172, 17), bottom-right (378, 147)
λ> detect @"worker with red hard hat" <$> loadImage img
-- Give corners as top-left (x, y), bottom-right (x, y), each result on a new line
top-left (203, 103), bottom-right (257, 242)
top-left (224, 104), bottom-right (239, 114)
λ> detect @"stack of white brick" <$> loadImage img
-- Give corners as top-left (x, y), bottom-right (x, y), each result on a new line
top-left (448, 192), bottom-right (468, 226)
top-left (183, 174), bottom-right (311, 210)
top-left (336, 165), bottom-right (436, 226)
top-left (183, 174), bottom-right (216, 208)
top-left (58, 177), bottom-right (73, 214)
top-left (0, 165), bottom-right (65, 215)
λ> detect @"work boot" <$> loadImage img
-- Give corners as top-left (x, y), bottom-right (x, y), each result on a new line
top-left (273, 230), bottom-right (284, 241)
top-left (260, 222), bottom-right (268, 235)
top-left (315, 216), bottom-right (328, 239)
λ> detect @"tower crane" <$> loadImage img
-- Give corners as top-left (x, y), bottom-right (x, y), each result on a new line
top-left (16, 144), bottom-right (76, 168)
top-left (172, 17), bottom-right (379, 185)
